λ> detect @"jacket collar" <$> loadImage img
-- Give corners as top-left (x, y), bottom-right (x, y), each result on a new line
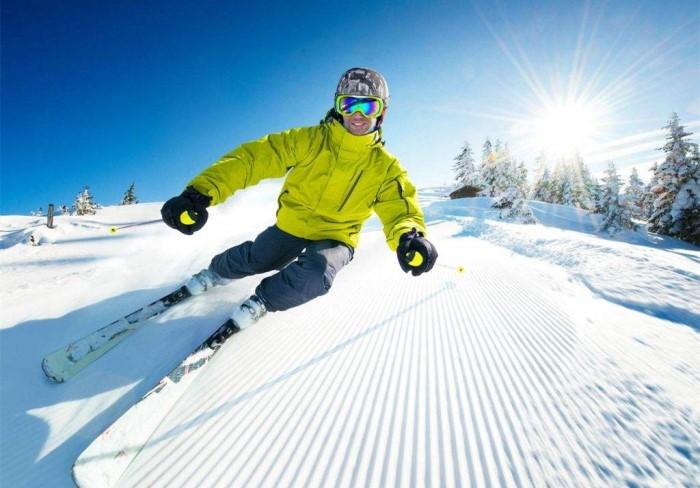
top-left (328, 119), bottom-right (382, 153)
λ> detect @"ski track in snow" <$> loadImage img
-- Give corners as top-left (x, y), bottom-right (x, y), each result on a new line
top-left (1, 188), bottom-right (699, 487)
top-left (119, 226), bottom-right (699, 488)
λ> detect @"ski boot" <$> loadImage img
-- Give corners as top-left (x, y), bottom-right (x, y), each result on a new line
top-left (185, 268), bottom-right (230, 296)
top-left (231, 295), bottom-right (267, 330)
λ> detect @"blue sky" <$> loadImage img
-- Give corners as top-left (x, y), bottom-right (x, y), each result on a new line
top-left (2, 0), bottom-right (699, 214)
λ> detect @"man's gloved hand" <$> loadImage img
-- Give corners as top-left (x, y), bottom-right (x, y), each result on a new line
top-left (396, 228), bottom-right (438, 276)
top-left (161, 186), bottom-right (212, 235)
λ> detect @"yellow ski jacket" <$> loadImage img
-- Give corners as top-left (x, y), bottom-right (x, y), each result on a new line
top-left (188, 118), bottom-right (426, 250)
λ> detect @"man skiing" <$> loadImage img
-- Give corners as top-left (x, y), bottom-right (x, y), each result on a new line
top-left (161, 67), bottom-right (438, 330)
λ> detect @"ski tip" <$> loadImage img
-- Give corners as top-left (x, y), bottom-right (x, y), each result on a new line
top-left (71, 462), bottom-right (91, 488)
top-left (42, 358), bottom-right (64, 383)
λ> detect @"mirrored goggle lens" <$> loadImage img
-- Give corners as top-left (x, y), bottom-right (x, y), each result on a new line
top-left (336, 96), bottom-right (383, 117)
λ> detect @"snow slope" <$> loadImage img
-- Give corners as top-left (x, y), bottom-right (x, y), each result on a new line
top-left (1, 182), bottom-right (699, 487)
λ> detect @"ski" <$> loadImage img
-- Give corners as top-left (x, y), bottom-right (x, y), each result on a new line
top-left (42, 286), bottom-right (192, 383)
top-left (72, 318), bottom-right (241, 488)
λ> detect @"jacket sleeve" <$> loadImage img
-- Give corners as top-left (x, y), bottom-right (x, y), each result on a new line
top-left (373, 160), bottom-right (427, 251)
top-left (187, 126), bottom-right (319, 205)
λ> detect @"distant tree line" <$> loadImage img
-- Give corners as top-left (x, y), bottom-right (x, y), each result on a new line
top-left (47, 182), bottom-right (139, 217)
top-left (452, 112), bottom-right (700, 245)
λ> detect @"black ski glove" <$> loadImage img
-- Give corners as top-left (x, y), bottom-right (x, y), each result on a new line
top-left (396, 228), bottom-right (438, 276)
top-left (161, 186), bottom-right (212, 235)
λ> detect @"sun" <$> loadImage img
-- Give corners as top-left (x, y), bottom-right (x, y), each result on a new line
top-left (531, 100), bottom-right (603, 157)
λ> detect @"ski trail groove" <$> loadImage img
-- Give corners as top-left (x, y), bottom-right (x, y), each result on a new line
top-left (117, 232), bottom-right (700, 487)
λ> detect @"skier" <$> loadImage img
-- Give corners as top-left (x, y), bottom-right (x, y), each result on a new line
top-left (161, 67), bottom-right (438, 330)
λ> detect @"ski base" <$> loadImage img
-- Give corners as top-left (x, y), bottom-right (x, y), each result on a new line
top-left (42, 286), bottom-right (191, 383)
top-left (72, 318), bottom-right (240, 488)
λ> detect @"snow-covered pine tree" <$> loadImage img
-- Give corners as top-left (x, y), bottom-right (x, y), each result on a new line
top-left (452, 142), bottom-right (480, 188)
top-left (624, 167), bottom-right (646, 219)
top-left (492, 148), bottom-right (516, 196)
top-left (479, 138), bottom-right (499, 197)
top-left (589, 177), bottom-right (605, 213)
top-left (72, 186), bottom-right (100, 216)
top-left (488, 146), bottom-right (533, 222)
top-left (531, 167), bottom-right (554, 202)
top-left (515, 161), bottom-right (529, 196)
top-left (549, 160), bottom-right (561, 204)
top-left (531, 154), bottom-right (554, 202)
top-left (669, 143), bottom-right (700, 244)
top-left (571, 154), bottom-right (594, 209)
top-left (551, 159), bottom-right (574, 205)
top-left (598, 162), bottom-right (636, 235)
top-left (493, 185), bottom-right (537, 223)
top-left (648, 113), bottom-right (696, 236)
top-left (641, 163), bottom-right (659, 219)
top-left (121, 182), bottom-right (139, 205)
top-left (479, 138), bottom-right (529, 202)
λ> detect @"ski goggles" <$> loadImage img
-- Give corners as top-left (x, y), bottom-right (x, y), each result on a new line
top-left (335, 95), bottom-right (384, 118)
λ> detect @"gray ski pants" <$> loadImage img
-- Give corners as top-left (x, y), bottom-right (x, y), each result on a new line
top-left (209, 225), bottom-right (354, 312)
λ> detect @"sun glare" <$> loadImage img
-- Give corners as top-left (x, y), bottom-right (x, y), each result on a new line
top-left (531, 101), bottom-right (602, 157)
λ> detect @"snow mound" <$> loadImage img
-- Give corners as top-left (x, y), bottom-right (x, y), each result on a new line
top-left (423, 196), bottom-right (700, 330)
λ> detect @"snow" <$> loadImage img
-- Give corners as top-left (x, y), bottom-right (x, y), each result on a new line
top-left (1, 183), bottom-right (699, 487)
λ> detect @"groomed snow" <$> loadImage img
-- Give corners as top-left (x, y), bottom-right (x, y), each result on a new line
top-left (1, 182), bottom-right (699, 487)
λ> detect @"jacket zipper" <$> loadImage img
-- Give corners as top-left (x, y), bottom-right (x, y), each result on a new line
top-left (338, 170), bottom-right (364, 212)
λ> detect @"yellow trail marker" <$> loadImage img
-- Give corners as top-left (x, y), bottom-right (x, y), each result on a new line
top-left (109, 227), bottom-right (118, 234)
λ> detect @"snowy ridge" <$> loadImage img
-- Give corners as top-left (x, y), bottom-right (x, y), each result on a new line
top-left (1, 186), bottom-right (699, 487)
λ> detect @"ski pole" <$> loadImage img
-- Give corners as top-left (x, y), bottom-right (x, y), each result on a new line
top-left (108, 219), bottom-right (162, 234)
top-left (405, 252), bottom-right (465, 274)
top-left (437, 263), bottom-right (465, 273)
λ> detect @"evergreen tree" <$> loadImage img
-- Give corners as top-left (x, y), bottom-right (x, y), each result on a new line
top-left (544, 155), bottom-right (594, 208)
top-left (641, 163), bottom-right (659, 219)
top-left (669, 144), bottom-right (700, 244)
top-left (571, 154), bottom-right (594, 209)
top-left (648, 113), bottom-right (697, 237)
top-left (598, 162), bottom-right (636, 235)
top-left (121, 182), bottom-right (139, 205)
top-left (531, 154), bottom-right (554, 202)
top-left (560, 169), bottom-right (575, 206)
top-left (452, 142), bottom-right (479, 187)
top-left (481, 138), bottom-right (493, 162)
top-left (478, 138), bottom-right (529, 199)
top-left (479, 138), bottom-right (499, 197)
top-left (515, 161), bottom-right (529, 197)
top-left (531, 167), bottom-right (554, 202)
top-left (550, 159), bottom-right (574, 205)
top-left (493, 186), bottom-right (537, 223)
top-left (72, 186), bottom-right (100, 216)
top-left (624, 167), bottom-right (645, 219)
top-left (589, 177), bottom-right (605, 213)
